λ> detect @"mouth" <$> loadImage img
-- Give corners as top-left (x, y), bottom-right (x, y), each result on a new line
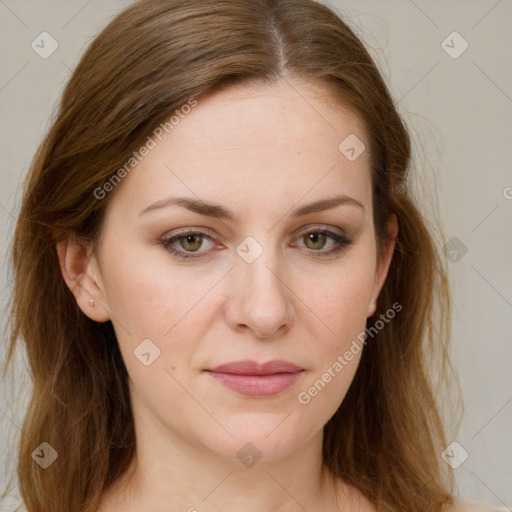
top-left (203, 359), bottom-right (305, 398)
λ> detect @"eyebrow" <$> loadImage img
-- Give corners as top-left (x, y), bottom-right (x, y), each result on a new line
top-left (138, 193), bottom-right (365, 221)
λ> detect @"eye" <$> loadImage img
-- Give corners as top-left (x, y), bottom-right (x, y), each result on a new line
top-left (159, 230), bottom-right (217, 259)
top-left (292, 228), bottom-right (352, 257)
top-left (159, 227), bottom-right (352, 260)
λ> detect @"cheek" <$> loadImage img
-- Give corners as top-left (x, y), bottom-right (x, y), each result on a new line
top-left (101, 247), bottom-right (225, 390)
top-left (311, 259), bottom-right (376, 340)
top-left (298, 251), bottom-right (376, 410)
top-left (295, 270), bottom-right (373, 419)
top-left (101, 242), bottom-right (209, 335)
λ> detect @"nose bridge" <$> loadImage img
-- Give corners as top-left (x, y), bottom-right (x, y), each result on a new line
top-left (226, 233), bottom-right (293, 338)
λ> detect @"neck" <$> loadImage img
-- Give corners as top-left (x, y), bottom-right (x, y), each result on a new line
top-left (99, 416), bottom-right (351, 512)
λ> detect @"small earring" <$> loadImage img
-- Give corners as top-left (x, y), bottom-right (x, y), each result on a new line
top-left (89, 299), bottom-right (95, 307)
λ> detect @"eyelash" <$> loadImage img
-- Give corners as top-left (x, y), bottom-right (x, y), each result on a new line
top-left (158, 227), bottom-right (352, 260)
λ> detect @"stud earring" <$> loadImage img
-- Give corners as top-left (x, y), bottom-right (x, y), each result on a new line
top-left (89, 299), bottom-right (95, 307)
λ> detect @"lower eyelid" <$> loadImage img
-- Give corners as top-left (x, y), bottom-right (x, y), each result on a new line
top-left (162, 233), bottom-right (215, 253)
top-left (160, 229), bottom-right (351, 258)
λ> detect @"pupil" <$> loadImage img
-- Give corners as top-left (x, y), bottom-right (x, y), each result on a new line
top-left (308, 233), bottom-right (324, 248)
top-left (184, 235), bottom-right (201, 250)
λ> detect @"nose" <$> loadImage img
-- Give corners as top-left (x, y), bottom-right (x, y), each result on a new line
top-left (224, 248), bottom-right (294, 339)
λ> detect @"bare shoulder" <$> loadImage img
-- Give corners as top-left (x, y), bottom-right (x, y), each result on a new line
top-left (449, 498), bottom-right (510, 512)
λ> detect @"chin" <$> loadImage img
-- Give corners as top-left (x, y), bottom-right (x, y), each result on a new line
top-left (192, 414), bottom-right (318, 465)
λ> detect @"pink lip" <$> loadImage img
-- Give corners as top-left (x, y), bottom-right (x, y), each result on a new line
top-left (204, 359), bottom-right (305, 398)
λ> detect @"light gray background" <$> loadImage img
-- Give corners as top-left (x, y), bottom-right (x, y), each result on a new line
top-left (1, 1), bottom-right (511, 510)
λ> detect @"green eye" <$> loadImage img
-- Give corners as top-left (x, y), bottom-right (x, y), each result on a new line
top-left (160, 231), bottom-right (214, 259)
top-left (159, 228), bottom-right (352, 260)
top-left (303, 232), bottom-right (327, 250)
top-left (178, 234), bottom-right (204, 252)
top-left (294, 229), bottom-right (352, 257)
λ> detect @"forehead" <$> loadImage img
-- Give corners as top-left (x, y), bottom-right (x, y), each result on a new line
top-left (182, 77), bottom-right (367, 149)
top-left (109, 77), bottom-right (372, 219)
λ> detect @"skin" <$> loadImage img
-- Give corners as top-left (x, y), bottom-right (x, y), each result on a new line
top-left (57, 76), bottom-right (398, 511)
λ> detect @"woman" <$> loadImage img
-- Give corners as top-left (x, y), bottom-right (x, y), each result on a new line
top-left (2, 0), bottom-right (504, 510)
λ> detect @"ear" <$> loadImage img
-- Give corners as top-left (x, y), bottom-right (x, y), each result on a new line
top-left (56, 235), bottom-right (111, 322)
top-left (367, 213), bottom-right (398, 318)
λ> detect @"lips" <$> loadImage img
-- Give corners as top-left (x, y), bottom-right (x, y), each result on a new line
top-left (204, 359), bottom-right (305, 398)
top-left (208, 359), bottom-right (304, 375)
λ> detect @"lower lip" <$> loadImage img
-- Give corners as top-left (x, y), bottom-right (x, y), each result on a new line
top-left (206, 371), bottom-right (304, 397)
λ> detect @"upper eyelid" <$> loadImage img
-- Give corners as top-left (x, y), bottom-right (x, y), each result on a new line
top-left (295, 225), bottom-right (345, 236)
top-left (164, 224), bottom-right (346, 239)
top-left (162, 225), bottom-right (348, 250)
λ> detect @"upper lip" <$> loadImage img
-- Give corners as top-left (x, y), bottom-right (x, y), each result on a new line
top-left (206, 359), bottom-right (304, 375)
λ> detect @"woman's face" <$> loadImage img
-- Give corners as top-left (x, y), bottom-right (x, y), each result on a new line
top-left (63, 78), bottom-right (396, 464)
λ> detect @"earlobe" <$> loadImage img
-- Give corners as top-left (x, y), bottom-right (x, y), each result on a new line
top-left (56, 235), bottom-right (111, 322)
top-left (366, 299), bottom-right (377, 318)
top-left (367, 214), bottom-right (399, 318)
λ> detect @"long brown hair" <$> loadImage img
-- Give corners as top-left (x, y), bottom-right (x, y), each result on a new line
top-left (2, 0), bottom-right (462, 510)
